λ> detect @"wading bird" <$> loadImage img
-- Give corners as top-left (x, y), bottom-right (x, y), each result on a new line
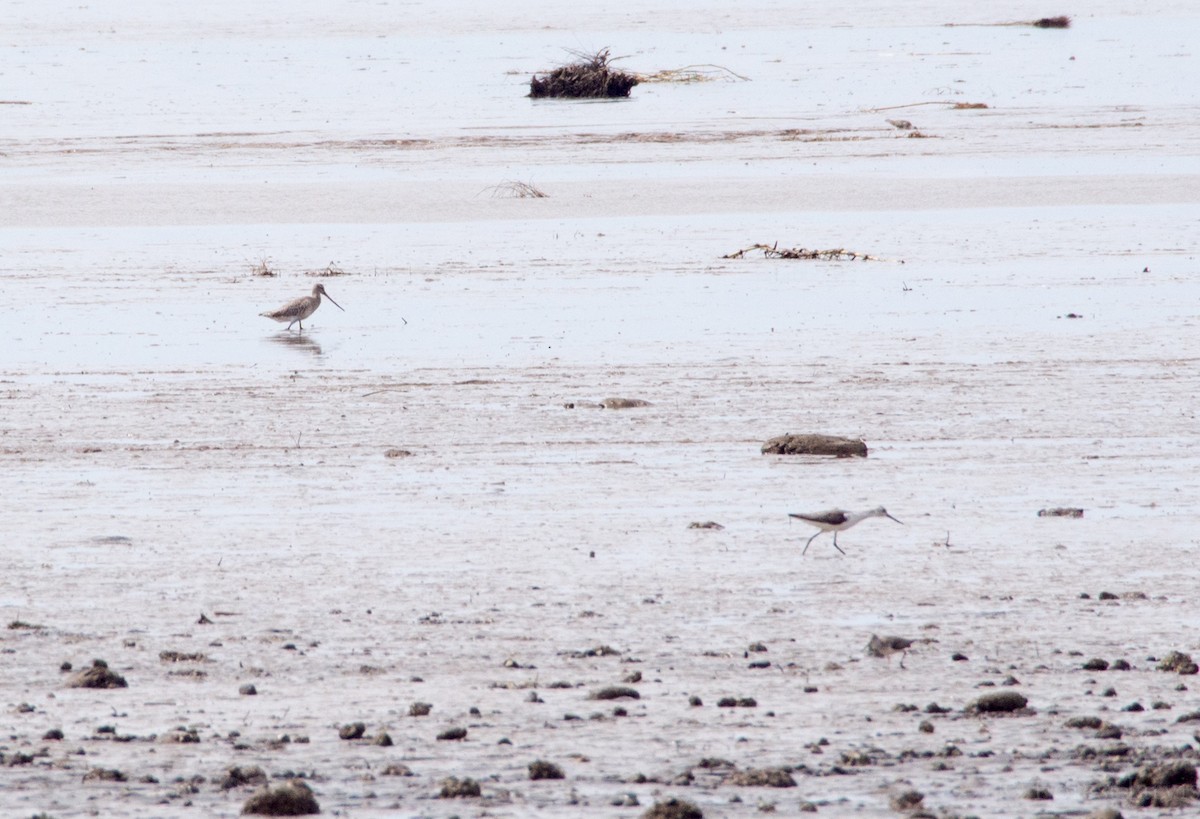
top-left (788, 506), bottom-right (903, 555)
top-left (260, 283), bottom-right (343, 333)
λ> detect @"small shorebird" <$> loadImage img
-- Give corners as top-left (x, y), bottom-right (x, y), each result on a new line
top-left (260, 283), bottom-right (343, 333)
top-left (788, 506), bottom-right (903, 555)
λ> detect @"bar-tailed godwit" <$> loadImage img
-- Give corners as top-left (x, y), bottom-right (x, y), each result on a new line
top-left (260, 283), bottom-right (343, 333)
top-left (788, 507), bottom-right (902, 554)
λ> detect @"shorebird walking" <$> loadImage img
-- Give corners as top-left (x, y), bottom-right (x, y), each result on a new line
top-left (260, 283), bottom-right (344, 333)
top-left (788, 506), bottom-right (903, 555)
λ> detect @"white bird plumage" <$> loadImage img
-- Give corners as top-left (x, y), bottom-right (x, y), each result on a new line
top-left (788, 506), bottom-right (903, 554)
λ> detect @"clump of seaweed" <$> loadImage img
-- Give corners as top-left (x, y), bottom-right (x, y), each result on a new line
top-left (530, 49), bottom-right (638, 99)
top-left (946, 16), bottom-right (1070, 29)
top-left (724, 243), bottom-right (893, 262)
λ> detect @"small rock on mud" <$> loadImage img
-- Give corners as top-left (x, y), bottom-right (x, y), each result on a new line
top-left (966, 691), bottom-right (1029, 714)
top-left (242, 780), bottom-right (320, 815)
top-left (1038, 507), bottom-right (1084, 517)
top-left (69, 661), bottom-right (128, 689)
top-left (642, 797), bottom-right (704, 819)
top-left (590, 685), bottom-right (640, 700)
top-left (439, 776), bottom-right (481, 798)
top-left (889, 788), bottom-right (924, 810)
top-left (338, 722), bottom-right (366, 740)
top-left (601, 397), bottom-right (650, 409)
top-left (761, 433), bottom-right (868, 457)
top-left (220, 765), bottom-right (267, 790)
top-left (529, 759), bottom-right (565, 780)
top-left (1158, 651), bottom-right (1199, 674)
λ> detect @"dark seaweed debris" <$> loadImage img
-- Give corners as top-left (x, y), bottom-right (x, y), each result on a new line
top-left (530, 49), bottom-right (638, 99)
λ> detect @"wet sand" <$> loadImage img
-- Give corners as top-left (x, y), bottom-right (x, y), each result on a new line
top-left (3, 2), bottom-right (1200, 817)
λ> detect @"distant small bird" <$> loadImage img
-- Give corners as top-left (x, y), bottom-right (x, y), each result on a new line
top-left (260, 283), bottom-right (344, 332)
top-left (788, 506), bottom-right (903, 554)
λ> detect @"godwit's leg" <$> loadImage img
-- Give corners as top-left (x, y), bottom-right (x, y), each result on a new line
top-left (802, 531), bottom-right (822, 555)
top-left (831, 532), bottom-right (846, 554)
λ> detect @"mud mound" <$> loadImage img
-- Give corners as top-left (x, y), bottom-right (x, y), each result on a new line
top-left (69, 660), bottom-right (127, 689)
top-left (761, 433), bottom-right (868, 457)
top-left (241, 780), bottom-right (319, 815)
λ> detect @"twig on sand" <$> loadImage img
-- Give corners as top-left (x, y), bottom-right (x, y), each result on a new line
top-left (480, 180), bottom-right (548, 199)
top-left (945, 15), bottom-right (1070, 29)
top-left (635, 63), bottom-right (750, 83)
top-left (723, 242), bottom-right (899, 263)
top-left (864, 101), bottom-right (989, 113)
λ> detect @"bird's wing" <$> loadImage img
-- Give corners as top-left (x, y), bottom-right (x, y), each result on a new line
top-left (789, 509), bottom-right (847, 525)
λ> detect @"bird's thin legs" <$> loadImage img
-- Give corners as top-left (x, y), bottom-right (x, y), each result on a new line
top-left (802, 531), bottom-right (821, 555)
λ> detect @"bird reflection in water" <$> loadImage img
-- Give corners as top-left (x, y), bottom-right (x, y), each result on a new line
top-left (266, 331), bottom-right (323, 358)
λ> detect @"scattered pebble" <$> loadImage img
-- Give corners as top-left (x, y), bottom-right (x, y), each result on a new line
top-left (529, 760), bottom-right (565, 780)
top-left (889, 789), bottom-right (924, 811)
top-left (338, 722), bottom-right (365, 740)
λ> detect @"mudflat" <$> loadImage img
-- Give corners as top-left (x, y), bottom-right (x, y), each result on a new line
top-left (3, 2), bottom-right (1199, 817)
